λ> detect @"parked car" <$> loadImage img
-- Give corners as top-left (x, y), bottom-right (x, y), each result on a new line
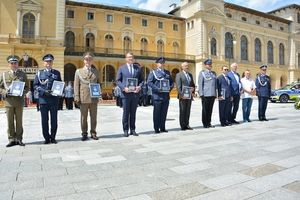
top-left (270, 82), bottom-right (300, 103)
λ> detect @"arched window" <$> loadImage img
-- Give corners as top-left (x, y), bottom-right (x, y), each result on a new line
top-left (255, 38), bottom-right (261, 62)
top-left (102, 65), bottom-right (115, 82)
top-left (173, 41), bottom-right (180, 56)
top-left (86, 33), bottom-right (95, 51)
top-left (65, 31), bottom-right (75, 49)
top-left (225, 32), bottom-right (233, 59)
top-left (141, 66), bottom-right (150, 79)
top-left (123, 36), bottom-right (132, 53)
top-left (105, 34), bottom-right (114, 53)
top-left (64, 63), bottom-right (76, 82)
top-left (19, 57), bottom-right (38, 68)
top-left (241, 35), bottom-right (248, 60)
top-left (157, 40), bottom-right (164, 56)
top-left (22, 13), bottom-right (35, 39)
top-left (279, 43), bottom-right (284, 65)
top-left (171, 68), bottom-right (180, 83)
top-left (141, 38), bottom-right (148, 55)
top-left (211, 38), bottom-right (217, 55)
top-left (267, 41), bottom-right (274, 64)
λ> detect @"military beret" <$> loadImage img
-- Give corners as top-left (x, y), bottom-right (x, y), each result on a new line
top-left (260, 65), bottom-right (267, 70)
top-left (204, 59), bottom-right (212, 65)
top-left (83, 52), bottom-right (94, 59)
top-left (42, 54), bottom-right (54, 61)
top-left (155, 57), bottom-right (165, 63)
top-left (7, 55), bottom-right (20, 63)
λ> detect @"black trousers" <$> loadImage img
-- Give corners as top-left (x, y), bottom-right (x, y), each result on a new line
top-left (201, 96), bottom-right (215, 127)
top-left (179, 98), bottom-right (192, 128)
top-left (229, 94), bottom-right (240, 121)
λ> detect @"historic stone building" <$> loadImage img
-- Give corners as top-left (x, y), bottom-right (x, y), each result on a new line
top-left (0, 0), bottom-right (299, 95)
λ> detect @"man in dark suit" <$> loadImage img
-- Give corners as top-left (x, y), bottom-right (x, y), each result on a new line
top-left (141, 80), bottom-right (148, 106)
top-left (147, 57), bottom-right (174, 133)
top-left (0, 55), bottom-right (29, 147)
top-left (255, 65), bottom-right (271, 121)
top-left (176, 62), bottom-right (195, 131)
top-left (198, 59), bottom-right (217, 128)
top-left (217, 65), bottom-right (233, 127)
top-left (116, 52), bottom-right (144, 137)
top-left (34, 54), bottom-right (62, 144)
top-left (227, 63), bottom-right (242, 124)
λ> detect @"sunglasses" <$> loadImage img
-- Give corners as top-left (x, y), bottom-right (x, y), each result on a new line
top-left (224, 69), bottom-right (228, 71)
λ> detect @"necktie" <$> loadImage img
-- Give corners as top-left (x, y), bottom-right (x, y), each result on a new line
top-left (130, 65), bottom-right (133, 77)
top-left (13, 71), bottom-right (16, 76)
top-left (225, 76), bottom-right (229, 84)
top-left (185, 73), bottom-right (190, 83)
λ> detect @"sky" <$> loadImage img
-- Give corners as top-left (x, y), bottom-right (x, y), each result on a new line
top-left (70, 0), bottom-right (299, 14)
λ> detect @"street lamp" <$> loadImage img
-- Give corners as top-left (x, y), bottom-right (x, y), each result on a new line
top-left (228, 37), bottom-right (237, 67)
top-left (23, 53), bottom-right (29, 107)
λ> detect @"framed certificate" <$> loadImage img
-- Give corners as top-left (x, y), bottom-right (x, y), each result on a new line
top-left (51, 81), bottom-right (65, 96)
top-left (183, 86), bottom-right (192, 99)
top-left (10, 81), bottom-right (25, 96)
top-left (160, 79), bottom-right (170, 92)
top-left (89, 83), bottom-right (102, 98)
top-left (126, 78), bottom-right (138, 92)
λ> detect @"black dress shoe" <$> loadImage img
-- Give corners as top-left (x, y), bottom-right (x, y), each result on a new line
top-left (44, 139), bottom-right (50, 144)
top-left (181, 127), bottom-right (187, 131)
top-left (51, 139), bottom-right (57, 144)
top-left (131, 130), bottom-right (139, 136)
top-left (209, 124), bottom-right (215, 128)
top-left (259, 119), bottom-right (264, 121)
top-left (225, 122), bottom-right (232, 126)
top-left (91, 134), bottom-right (99, 140)
top-left (155, 130), bottom-right (160, 133)
top-left (221, 124), bottom-right (226, 127)
top-left (204, 126), bottom-right (209, 128)
top-left (16, 141), bottom-right (25, 146)
top-left (124, 132), bottom-right (129, 137)
top-left (81, 135), bottom-right (88, 141)
top-left (6, 141), bottom-right (16, 147)
top-left (231, 120), bottom-right (240, 124)
top-left (160, 129), bottom-right (168, 132)
top-left (186, 126), bottom-right (193, 130)
top-left (263, 118), bottom-right (269, 121)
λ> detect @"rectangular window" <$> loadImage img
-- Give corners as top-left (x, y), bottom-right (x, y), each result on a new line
top-left (106, 14), bottom-right (113, 22)
top-left (191, 21), bottom-right (194, 29)
top-left (125, 17), bottom-right (131, 24)
top-left (298, 53), bottom-right (300, 67)
top-left (87, 12), bottom-right (94, 20)
top-left (173, 24), bottom-right (178, 31)
top-left (187, 22), bottom-right (190, 29)
top-left (67, 10), bottom-right (74, 18)
top-left (142, 19), bottom-right (148, 27)
top-left (158, 21), bottom-right (163, 29)
top-left (298, 13), bottom-right (300, 23)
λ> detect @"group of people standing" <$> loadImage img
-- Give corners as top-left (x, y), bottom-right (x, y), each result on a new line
top-left (0, 52), bottom-right (271, 148)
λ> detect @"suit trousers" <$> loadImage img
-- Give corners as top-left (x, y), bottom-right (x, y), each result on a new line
top-left (230, 94), bottom-right (240, 121)
top-left (80, 103), bottom-right (98, 135)
top-left (153, 100), bottom-right (169, 131)
top-left (6, 106), bottom-right (24, 141)
top-left (258, 96), bottom-right (268, 119)
top-left (201, 96), bottom-right (215, 127)
top-left (219, 98), bottom-right (231, 124)
top-left (179, 98), bottom-right (192, 128)
top-left (66, 98), bottom-right (74, 110)
top-left (121, 96), bottom-right (138, 132)
top-left (40, 103), bottom-right (58, 140)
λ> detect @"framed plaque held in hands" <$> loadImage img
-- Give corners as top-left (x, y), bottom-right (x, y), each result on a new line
top-left (89, 83), bottom-right (102, 98)
top-left (221, 88), bottom-right (226, 99)
top-left (51, 81), bottom-right (65, 96)
top-left (183, 86), bottom-right (192, 99)
top-left (126, 78), bottom-right (138, 92)
top-left (10, 81), bottom-right (25, 96)
top-left (160, 79), bottom-right (170, 92)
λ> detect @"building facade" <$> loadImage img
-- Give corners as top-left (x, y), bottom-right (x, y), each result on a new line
top-left (0, 0), bottom-right (299, 95)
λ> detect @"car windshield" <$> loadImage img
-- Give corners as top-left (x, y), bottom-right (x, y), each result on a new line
top-left (277, 84), bottom-right (292, 90)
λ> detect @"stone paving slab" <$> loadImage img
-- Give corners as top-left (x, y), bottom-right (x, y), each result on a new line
top-left (0, 98), bottom-right (300, 199)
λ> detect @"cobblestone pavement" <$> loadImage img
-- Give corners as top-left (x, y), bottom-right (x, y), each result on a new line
top-left (0, 98), bottom-right (300, 200)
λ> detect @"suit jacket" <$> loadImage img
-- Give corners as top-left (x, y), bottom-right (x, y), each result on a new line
top-left (74, 67), bottom-right (100, 104)
top-left (217, 74), bottom-right (232, 99)
top-left (0, 70), bottom-right (29, 107)
top-left (176, 71), bottom-right (195, 99)
top-left (227, 71), bottom-right (241, 95)
top-left (198, 70), bottom-right (217, 97)
top-left (147, 68), bottom-right (174, 101)
top-left (34, 68), bottom-right (62, 104)
top-left (255, 74), bottom-right (271, 97)
top-left (116, 64), bottom-right (144, 98)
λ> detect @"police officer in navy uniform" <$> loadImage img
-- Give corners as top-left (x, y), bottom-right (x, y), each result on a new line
top-left (147, 57), bottom-right (174, 133)
top-left (34, 54), bottom-right (62, 144)
top-left (255, 65), bottom-right (271, 121)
